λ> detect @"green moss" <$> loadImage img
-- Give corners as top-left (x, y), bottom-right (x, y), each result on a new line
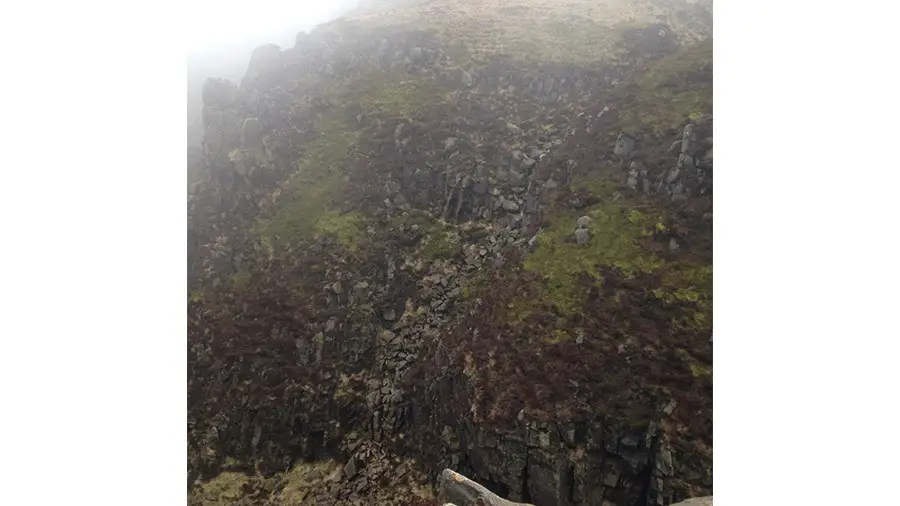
top-left (672, 311), bottom-right (711, 333)
top-left (257, 72), bottom-right (451, 252)
top-left (353, 74), bottom-right (447, 119)
top-left (505, 295), bottom-right (536, 323)
top-left (571, 173), bottom-right (619, 197)
top-left (391, 209), bottom-right (435, 229)
top-left (689, 361), bottom-right (712, 379)
top-left (461, 270), bottom-right (490, 300)
top-left (257, 117), bottom-right (361, 251)
top-left (618, 41), bottom-right (713, 138)
top-left (546, 328), bottom-right (571, 344)
top-left (188, 290), bottom-right (204, 303)
top-left (621, 90), bottom-right (710, 138)
top-left (519, 179), bottom-right (664, 316)
top-left (279, 460), bottom-right (340, 504)
top-left (395, 210), bottom-right (460, 262)
top-left (419, 229), bottom-right (459, 262)
top-left (222, 457), bottom-right (240, 469)
top-left (314, 210), bottom-right (367, 251)
top-left (509, 171), bottom-right (712, 339)
top-left (641, 41), bottom-right (713, 90)
top-left (654, 264), bottom-right (713, 333)
top-left (676, 348), bottom-right (712, 378)
top-left (230, 270), bottom-right (251, 290)
top-left (188, 472), bottom-right (250, 506)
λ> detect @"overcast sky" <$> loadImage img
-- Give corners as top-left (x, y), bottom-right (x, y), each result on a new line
top-left (186, 0), bottom-right (360, 56)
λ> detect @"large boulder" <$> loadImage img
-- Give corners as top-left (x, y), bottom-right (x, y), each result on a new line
top-left (438, 469), bottom-right (534, 506)
top-left (672, 497), bottom-right (713, 506)
top-left (613, 132), bottom-right (635, 158)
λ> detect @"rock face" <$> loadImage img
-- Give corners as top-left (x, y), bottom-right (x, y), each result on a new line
top-left (613, 133), bottom-right (635, 158)
top-left (575, 227), bottom-right (590, 245)
top-left (188, 1), bottom-right (713, 505)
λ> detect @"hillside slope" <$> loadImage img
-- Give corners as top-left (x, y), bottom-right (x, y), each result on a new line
top-left (187, 1), bottom-right (713, 505)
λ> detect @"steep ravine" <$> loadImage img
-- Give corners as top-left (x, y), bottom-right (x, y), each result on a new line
top-left (187, 1), bottom-right (713, 505)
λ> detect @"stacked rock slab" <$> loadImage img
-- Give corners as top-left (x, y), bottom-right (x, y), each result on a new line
top-left (439, 469), bottom-right (535, 506)
top-left (438, 468), bottom-right (712, 506)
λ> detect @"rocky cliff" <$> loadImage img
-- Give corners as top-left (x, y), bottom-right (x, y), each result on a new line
top-left (187, 1), bottom-right (713, 505)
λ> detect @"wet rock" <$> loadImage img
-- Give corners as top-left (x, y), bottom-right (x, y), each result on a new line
top-left (569, 196), bottom-right (586, 209)
top-left (626, 168), bottom-right (639, 190)
top-left (614, 133), bottom-right (635, 158)
top-left (601, 458), bottom-right (624, 488)
top-left (379, 330), bottom-right (396, 346)
top-left (501, 198), bottom-right (520, 212)
top-left (538, 431), bottom-right (551, 448)
top-left (344, 458), bottom-right (358, 479)
top-left (620, 434), bottom-right (641, 448)
top-left (666, 167), bottom-right (681, 184)
top-left (677, 153), bottom-right (695, 172)
top-left (523, 194), bottom-right (538, 214)
top-left (240, 118), bottom-right (263, 150)
top-left (575, 228), bottom-right (590, 245)
top-left (657, 447), bottom-right (674, 477)
top-left (385, 179), bottom-right (402, 196)
top-left (394, 123), bottom-right (405, 149)
top-left (543, 76), bottom-right (556, 94)
top-left (461, 70), bottom-right (473, 87)
top-left (681, 124), bottom-right (695, 154)
top-left (662, 399), bottom-right (678, 415)
top-left (229, 149), bottom-right (248, 176)
top-left (508, 169), bottom-right (525, 186)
